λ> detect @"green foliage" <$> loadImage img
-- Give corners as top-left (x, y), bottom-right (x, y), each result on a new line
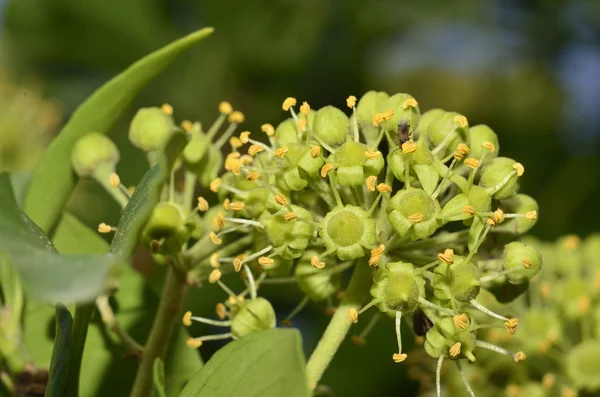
top-left (44, 304), bottom-right (72, 397)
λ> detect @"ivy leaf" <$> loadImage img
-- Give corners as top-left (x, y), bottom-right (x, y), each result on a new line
top-left (44, 303), bottom-right (73, 397)
top-left (24, 27), bottom-right (214, 234)
top-left (180, 329), bottom-right (310, 397)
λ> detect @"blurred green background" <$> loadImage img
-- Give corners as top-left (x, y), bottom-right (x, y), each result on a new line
top-left (1, 0), bottom-right (599, 396)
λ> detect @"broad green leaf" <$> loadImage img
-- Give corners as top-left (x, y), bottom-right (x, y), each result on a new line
top-left (0, 172), bottom-right (120, 303)
top-left (9, 171), bottom-right (32, 208)
top-left (24, 27), bottom-right (214, 234)
top-left (44, 303), bottom-right (73, 397)
top-left (153, 358), bottom-right (167, 397)
top-left (180, 329), bottom-right (310, 397)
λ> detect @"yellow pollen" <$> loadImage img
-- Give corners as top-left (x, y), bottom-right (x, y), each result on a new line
top-left (346, 95), bottom-right (357, 108)
top-left (209, 232), bottom-right (222, 245)
top-left (464, 158), bottom-right (480, 169)
top-left (407, 213), bottom-right (424, 223)
top-left (228, 111), bottom-right (245, 124)
top-left (213, 212), bottom-right (226, 231)
top-left (487, 217), bottom-right (497, 227)
top-left (219, 101), bottom-right (233, 115)
top-left (216, 303), bottom-right (227, 320)
top-left (453, 150), bottom-right (465, 161)
top-left (560, 386), bottom-right (577, 397)
top-left (229, 136), bottom-right (243, 148)
top-left (229, 202), bottom-right (245, 211)
top-left (247, 171), bottom-right (260, 181)
top-left (320, 163), bottom-right (335, 178)
top-left (494, 208), bottom-right (505, 223)
top-left (260, 123), bottom-right (275, 137)
top-left (248, 144), bottom-right (264, 156)
top-left (371, 244), bottom-right (385, 257)
top-left (401, 141), bottom-right (417, 154)
top-left (209, 178), bottom-right (222, 192)
top-left (381, 109), bottom-right (394, 121)
top-left (231, 163), bottom-right (242, 176)
top-left (577, 295), bottom-right (591, 314)
top-left (197, 197), bottom-right (209, 212)
top-left (392, 353), bottom-right (408, 363)
top-left (366, 175), bottom-right (377, 192)
top-left (274, 194), bottom-right (289, 206)
top-left (521, 257), bottom-right (531, 269)
top-left (227, 295), bottom-right (237, 305)
top-left (453, 313), bottom-right (468, 329)
top-left (376, 183), bottom-right (392, 193)
top-left (525, 211), bottom-right (537, 221)
top-left (239, 131), bottom-right (251, 144)
top-left (98, 223), bottom-right (112, 233)
top-left (504, 318), bottom-right (519, 335)
top-left (513, 351), bottom-right (526, 362)
top-left (282, 97), bottom-right (297, 111)
top-left (181, 120), bottom-right (193, 131)
top-left (311, 255), bottom-right (326, 269)
top-left (300, 101), bottom-right (310, 115)
top-left (275, 147), bottom-right (289, 158)
top-left (183, 311), bottom-right (192, 326)
top-left (449, 342), bottom-right (461, 358)
top-left (461, 205), bottom-right (475, 216)
top-left (186, 337), bottom-right (203, 349)
top-left (456, 143), bottom-right (470, 155)
top-left (310, 145), bottom-right (321, 158)
top-left (258, 257), bottom-right (274, 267)
top-left (161, 103), bottom-right (173, 115)
top-left (233, 258), bottom-right (243, 272)
top-left (371, 113), bottom-right (384, 126)
top-left (223, 199), bottom-right (231, 211)
top-left (368, 245), bottom-right (385, 267)
top-left (513, 163), bottom-right (524, 176)
top-left (541, 373), bottom-right (555, 390)
top-left (297, 118), bottom-right (307, 132)
top-left (365, 150), bottom-right (382, 160)
top-left (210, 253), bottom-right (220, 269)
top-left (482, 141), bottom-right (496, 152)
top-left (208, 269), bottom-right (222, 283)
top-left (539, 282), bottom-right (551, 298)
top-left (348, 308), bottom-right (359, 323)
top-left (564, 234), bottom-right (580, 249)
top-left (453, 114), bottom-right (468, 127)
top-left (284, 212), bottom-right (297, 222)
top-left (402, 97), bottom-right (418, 109)
top-left (438, 248), bottom-right (454, 265)
top-left (109, 172), bottom-right (120, 187)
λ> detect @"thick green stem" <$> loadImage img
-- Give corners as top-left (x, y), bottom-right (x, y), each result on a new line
top-left (64, 303), bottom-right (95, 397)
top-left (305, 262), bottom-right (373, 389)
top-left (130, 265), bottom-right (186, 397)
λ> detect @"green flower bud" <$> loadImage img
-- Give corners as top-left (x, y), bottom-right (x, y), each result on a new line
top-left (319, 205), bottom-right (376, 260)
top-left (230, 297), bottom-right (276, 338)
top-left (144, 202), bottom-right (186, 240)
top-left (329, 139), bottom-right (383, 187)
top-left (433, 256), bottom-right (481, 303)
top-left (313, 106), bottom-right (349, 148)
top-left (277, 144), bottom-right (324, 191)
top-left (493, 194), bottom-right (538, 235)
top-left (469, 125), bottom-right (499, 161)
top-left (424, 316), bottom-right (476, 361)
top-left (440, 185), bottom-right (491, 223)
top-left (261, 205), bottom-right (314, 259)
top-left (129, 107), bottom-right (176, 151)
top-left (386, 189), bottom-right (441, 240)
top-left (382, 93), bottom-right (421, 135)
top-left (519, 308), bottom-right (562, 353)
top-left (415, 108), bottom-right (444, 139)
top-left (479, 157), bottom-right (520, 200)
top-left (426, 111), bottom-right (469, 158)
top-left (356, 90), bottom-right (389, 125)
top-left (370, 261), bottom-right (425, 317)
top-left (71, 132), bottom-right (120, 177)
top-left (295, 251), bottom-right (341, 302)
top-left (566, 341), bottom-right (600, 391)
top-left (503, 242), bottom-right (542, 284)
top-left (275, 118), bottom-right (302, 147)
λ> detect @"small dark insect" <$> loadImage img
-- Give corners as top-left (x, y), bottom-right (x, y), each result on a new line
top-left (413, 310), bottom-right (434, 336)
top-left (397, 117), bottom-right (411, 145)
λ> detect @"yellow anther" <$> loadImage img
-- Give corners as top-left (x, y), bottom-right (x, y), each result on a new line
top-left (525, 211), bottom-right (537, 221)
top-left (208, 269), bottom-right (222, 283)
top-left (247, 171), bottom-right (260, 181)
top-left (505, 385), bottom-right (521, 397)
top-left (365, 150), bottom-right (381, 160)
top-left (197, 197), bottom-right (209, 212)
top-left (219, 101), bottom-right (233, 115)
top-left (161, 103), bottom-right (173, 115)
top-left (348, 308), bottom-right (359, 323)
top-left (216, 303), bottom-right (227, 320)
top-left (513, 351), bottom-right (526, 362)
top-left (297, 118), bottom-right (307, 132)
top-left (560, 386), bottom-right (577, 397)
top-left (210, 253), bottom-right (220, 269)
top-left (402, 97), bottom-right (418, 109)
top-left (229, 136), bottom-right (243, 148)
top-left (239, 131), bottom-right (251, 144)
top-left (438, 248), bottom-right (454, 265)
top-left (456, 143), bottom-right (470, 156)
top-left (311, 255), bottom-right (326, 269)
top-left (228, 111), bottom-right (245, 124)
top-left (564, 235), bottom-right (580, 249)
top-left (300, 101), bottom-right (310, 116)
top-left (186, 337), bottom-right (203, 349)
top-left (98, 223), bottom-right (113, 233)
top-left (320, 163), bottom-right (335, 178)
top-left (392, 353), bottom-right (408, 363)
top-left (381, 109), bottom-right (394, 121)
top-left (453, 114), bottom-right (468, 127)
top-left (231, 163), bottom-right (241, 176)
top-left (482, 141), bottom-right (496, 152)
top-left (284, 212), bottom-right (297, 222)
top-left (366, 175), bottom-right (377, 192)
top-left (407, 213), bottom-right (424, 223)
top-left (181, 120), bottom-right (193, 132)
top-left (258, 257), bottom-right (274, 267)
top-left (453, 149), bottom-right (465, 161)
top-left (513, 162), bottom-right (524, 176)
top-left (539, 282), bottom-right (551, 298)
top-left (213, 212), bottom-right (226, 231)
top-left (209, 232), bottom-right (222, 245)
top-left (453, 313), bottom-right (469, 329)
top-left (210, 178), bottom-right (222, 192)
top-left (128, 186), bottom-right (136, 195)
top-left (260, 123), bottom-right (275, 137)
top-left (521, 257), bottom-right (531, 269)
top-left (504, 318), bottom-right (519, 335)
top-left (401, 141), bottom-right (417, 154)
top-left (282, 97), bottom-right (297, 111)
top-left (376, 183), bottom-right (392, 193)
top-left (229, 202), bottom-right (245, 211)
top-left (369, 244), bottom-right (385, 267)
top-left (494, 208), bottom-right (505, 224)
top-left (233, 258), bottom-right (243, 272)
top-left (223, 198), bottom-right (231, 211)
top-left (541, 373), bottom-right (555, 390)
top-left (487, 217), bottom-right (497, 227)
top-left (371, 113), bottom-right (384, 126)
top-left (346, 95), bottom-right (357, 108)
top-left (275, 147), bottom-right (289, 158)
top-left (371, 244), bottom-right (385, 257)
top-left (109, 172), bottom-right (121, 187)
top-left (248, 144), bottom-right (264, 156)
top-left (227, 295), bottom-right (237, 305)
top-left (464, 158), bottom-right (480, 169)
top-left (310, 145), bottom-right (321, 158)
top-left (183, 311), bottom-right (192, 326)
top-left (274, 194), bottom-right (289, 206)
top-left (449, 342), bottom-right (462, 358)
top-left (577, 296), bottom-right (591, 315)
top-left (461, 205), bottom-right (475, 216)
